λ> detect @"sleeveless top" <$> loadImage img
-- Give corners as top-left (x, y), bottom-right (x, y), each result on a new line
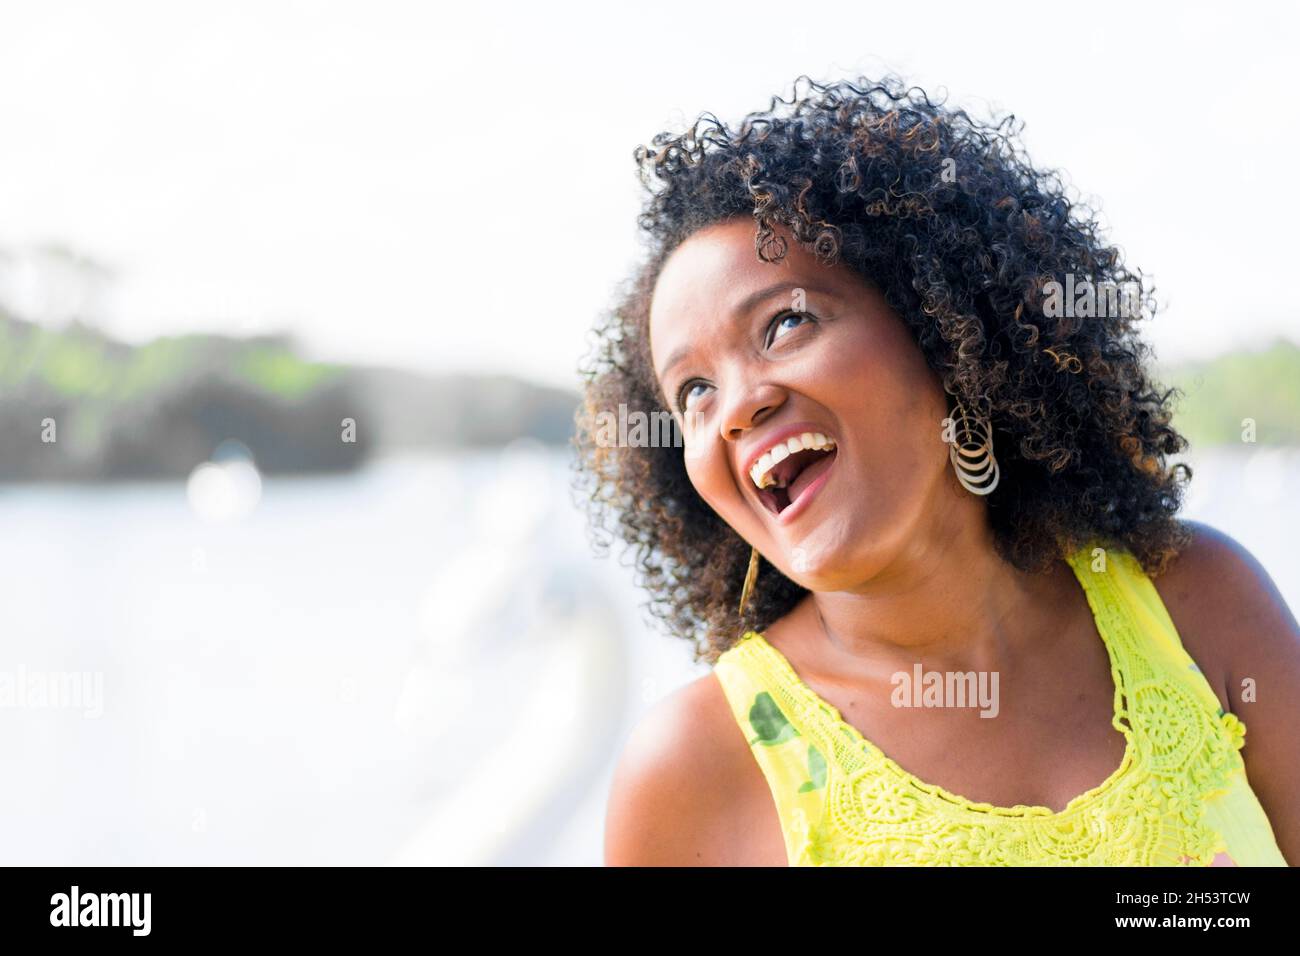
top-left (712, 545), bottom-right (1289, 866)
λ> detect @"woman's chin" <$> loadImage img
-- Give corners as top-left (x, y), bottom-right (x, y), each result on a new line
top-left (785, 556), bottom-right (856, 592)
top-left (783, 537), bottom-right (903, 592)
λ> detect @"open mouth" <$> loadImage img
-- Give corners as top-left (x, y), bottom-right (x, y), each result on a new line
top-left (755, 445), bottom-right (837, 518)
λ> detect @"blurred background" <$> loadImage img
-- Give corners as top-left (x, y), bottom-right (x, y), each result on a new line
top-left (1, 0), bottom-right (1297, 865)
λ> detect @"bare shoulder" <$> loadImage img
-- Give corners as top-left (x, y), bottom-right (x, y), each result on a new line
top-left (603, 669), bottom-right (780, 866)
top-left (1149, 520), bottom-right (1299, 703)
top-left (1150, 519), bottom-right (1300, 864)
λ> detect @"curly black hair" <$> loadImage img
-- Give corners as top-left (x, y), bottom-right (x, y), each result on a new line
top-left (572, 74), bottom-right (1191, 666)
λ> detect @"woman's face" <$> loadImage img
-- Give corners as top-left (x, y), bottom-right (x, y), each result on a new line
top-left (648, 216), bottom-right (959, 591)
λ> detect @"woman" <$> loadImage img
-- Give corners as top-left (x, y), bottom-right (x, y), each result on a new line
top-left (576, 75), bottom-right (1299, 866)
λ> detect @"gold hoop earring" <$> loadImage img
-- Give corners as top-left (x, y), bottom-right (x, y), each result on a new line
top-left (738, 546), bottom-right (760, 616)
top-left (947, 402), bottom-right (1000, 496)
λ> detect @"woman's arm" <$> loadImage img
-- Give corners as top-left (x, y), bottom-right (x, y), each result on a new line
top-left (1153, 520), bottom-right (1300, 865)
top-left (604, 673), bottom-right (771, 866)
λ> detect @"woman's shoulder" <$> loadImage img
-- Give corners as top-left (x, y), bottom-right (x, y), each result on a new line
top-left (1147, 520), bottom-right (1296, 704)
top-left (603, 669), bottom-right (783, 866)
top-left (1149, 519), bottom-right (1300, 866)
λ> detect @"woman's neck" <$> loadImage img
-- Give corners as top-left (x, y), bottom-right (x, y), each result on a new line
top-left (794, 510), bottom-right (1066, 682)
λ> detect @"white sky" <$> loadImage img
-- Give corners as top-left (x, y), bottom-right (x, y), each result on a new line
top-left (1, 0), bottom-right (1297, 390)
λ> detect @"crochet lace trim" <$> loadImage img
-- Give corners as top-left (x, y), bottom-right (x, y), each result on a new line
top-left (733, 553), bottom-right (1245, 865)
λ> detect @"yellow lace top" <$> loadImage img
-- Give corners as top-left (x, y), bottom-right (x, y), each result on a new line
top-left (712, 546), bottom-right (1289, 866)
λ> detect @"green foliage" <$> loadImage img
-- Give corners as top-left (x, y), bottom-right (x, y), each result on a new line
top-left (0, 314), bottom-right (342, 403)
top-left (0, 313), bottom-right (364, 480)
top-left (114, 338), bottom-right (202, 398)
top-left (235, 347), bottom-right (344, 398)
top-left (1160, 339), bottom-right (1300, 448)
top-left (0, 311), bottom-right (578, 480)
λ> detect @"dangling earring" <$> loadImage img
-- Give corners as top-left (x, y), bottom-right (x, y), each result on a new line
top-left (738, 545), bottom-right (760, 616)
top-left (947, 402), bottom-right (1000, 496)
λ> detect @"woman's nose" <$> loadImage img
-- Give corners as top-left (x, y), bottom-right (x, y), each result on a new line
top-left (720, 380), bottom-right (786, 443)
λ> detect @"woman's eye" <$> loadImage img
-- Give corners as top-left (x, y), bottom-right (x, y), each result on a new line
top-left (677, 380), bottom-right (709, 412)
top-left (768, 311), bottom-right (812, 346)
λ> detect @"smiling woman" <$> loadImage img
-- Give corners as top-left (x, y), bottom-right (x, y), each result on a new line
top-left (575, 74), bottom-right (1300, 867)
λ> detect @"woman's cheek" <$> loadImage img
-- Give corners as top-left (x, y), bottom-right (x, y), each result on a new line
top-left (680, 410), bottom-right (709, 466)
top-left (684, 448), bottom-right (748, 529)
top-left (681, 418), bottom-right (735, 514)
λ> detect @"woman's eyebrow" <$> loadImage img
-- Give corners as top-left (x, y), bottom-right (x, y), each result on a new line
top-left (655, 279), bottom-right (840, 382)
top-left (731, 279), bottom-right (834, 321)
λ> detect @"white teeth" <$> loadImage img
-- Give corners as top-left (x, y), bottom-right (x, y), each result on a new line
top-left (749, 432), bottom-right (836, 490)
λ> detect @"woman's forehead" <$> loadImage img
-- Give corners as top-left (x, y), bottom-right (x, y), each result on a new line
top-left (649, 220), bottom-right (854, 374)
top-left (652, 222), bottom-right (763, 312)
top-left (650, 222), bottom-right (807, 360)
